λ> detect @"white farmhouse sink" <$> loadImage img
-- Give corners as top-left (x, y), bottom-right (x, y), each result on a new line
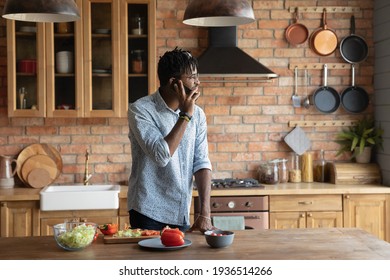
top-left (40, 184), bottom-right (120, 211)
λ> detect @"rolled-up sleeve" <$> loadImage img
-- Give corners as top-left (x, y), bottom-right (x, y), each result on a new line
top-left (193, 110), bottom-right (212, 173)
top-left (128, 103), bottom-right (171, 167)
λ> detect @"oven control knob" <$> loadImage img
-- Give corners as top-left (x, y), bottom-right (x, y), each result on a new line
top-left (212, 202), bottom-right (221, 208)
top-left (245, 202), bottom-right (253, 208)
top-left (228, 201), bottom-right (235, 209)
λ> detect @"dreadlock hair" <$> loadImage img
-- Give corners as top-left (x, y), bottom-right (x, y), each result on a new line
top-left (157, 47), bottom-right (198, 86)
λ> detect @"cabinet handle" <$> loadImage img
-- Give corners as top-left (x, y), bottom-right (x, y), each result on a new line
top-left (345, 195), bottom-right (350, 199)
top-left (307, 213), bottom-right (312, 217)
top-left (300, 213), bottom-right (305, 218)
top-left (298, 201), bottom-right (313, 205)
top-left (1, 202), bottom-right (6, 207)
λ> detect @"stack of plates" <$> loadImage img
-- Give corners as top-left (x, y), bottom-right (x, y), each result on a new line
top-left (17, 144), bottom-right (63, 188)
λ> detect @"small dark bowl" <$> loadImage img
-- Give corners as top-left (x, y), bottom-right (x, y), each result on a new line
top-left (204, 230), bottom-right (234, 248)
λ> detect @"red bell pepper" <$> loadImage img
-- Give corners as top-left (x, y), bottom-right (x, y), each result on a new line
top-left (161, 227), bottom-right (185, 247)
top-left (99, 223), bottom-right (118, 235)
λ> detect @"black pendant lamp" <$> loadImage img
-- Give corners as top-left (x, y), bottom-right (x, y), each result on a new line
top-left (2, 0), bottom-right (80, 22)
top-left (183, 0), bottom-right (255, 27)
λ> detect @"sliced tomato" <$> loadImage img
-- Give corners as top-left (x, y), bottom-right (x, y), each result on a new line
top-left (141, 229), bottom-right (160, 236)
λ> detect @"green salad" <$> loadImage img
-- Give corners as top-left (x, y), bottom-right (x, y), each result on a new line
top-left (57, 224), bottom-right (96, 248)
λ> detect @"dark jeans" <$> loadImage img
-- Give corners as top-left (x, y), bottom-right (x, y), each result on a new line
top-left (129, 209), bottom-right (190, 232)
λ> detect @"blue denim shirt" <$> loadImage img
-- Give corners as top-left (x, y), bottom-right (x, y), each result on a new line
top-left (127, 90), bottom-right (212, 226)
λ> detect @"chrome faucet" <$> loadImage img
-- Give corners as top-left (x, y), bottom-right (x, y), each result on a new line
top-left (84, 149), bottom-right (92, 185)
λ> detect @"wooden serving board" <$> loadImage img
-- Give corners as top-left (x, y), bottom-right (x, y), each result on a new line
top-left (104, 235), bottom-right (160, 244)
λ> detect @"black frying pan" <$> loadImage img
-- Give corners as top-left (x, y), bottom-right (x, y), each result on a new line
top-left (313, 64), bottom-right (340, 113)
top-left (341, 64), bottom-right (369, 113)
top-left (340, 16), bottom-right (368, 64)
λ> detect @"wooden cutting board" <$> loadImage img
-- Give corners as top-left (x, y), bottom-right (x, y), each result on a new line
top-left (104, 235), bottom-right (160, 244)
top-left (21, 155), bottom-right (58, 188)
top-left (26, 168), bottom-right (52, 189)
top-left (17, 143), bottom-right (62, 184)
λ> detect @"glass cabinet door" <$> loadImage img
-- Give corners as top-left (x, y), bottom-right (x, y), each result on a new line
top-left (46, 0), bottom-right (83, 117)
top-left (7, 21), bottom-right (46, 117)
top-left (120, 0), bottom-right (157, 115)
top-left (83, 0), bottom-right (120, 117)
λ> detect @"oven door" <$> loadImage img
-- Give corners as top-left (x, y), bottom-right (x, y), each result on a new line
top-left (209, 212), bottom-right (269, 230)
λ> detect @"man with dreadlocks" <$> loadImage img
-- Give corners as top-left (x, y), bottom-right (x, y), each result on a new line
top-left (127, 47), bottom-right (213, 233)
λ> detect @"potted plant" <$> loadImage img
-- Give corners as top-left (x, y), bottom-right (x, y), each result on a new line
top-left (336, 117), bottom-right (384, 163)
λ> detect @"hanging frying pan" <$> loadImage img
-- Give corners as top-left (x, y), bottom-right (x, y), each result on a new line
top-left (340, 16), bottom-right (368, 64)
top-left (340, 64), bottom-right (369, 113)
top-left (312, 64), bottom-right (340, 113)
top-left (309, 9), bottom-right (338, 56)
top-left (285, 8), bottom-right (309, 46)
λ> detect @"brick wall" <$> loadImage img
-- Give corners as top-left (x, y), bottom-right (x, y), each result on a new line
top-left (0, 0), bottom-right (375, 185)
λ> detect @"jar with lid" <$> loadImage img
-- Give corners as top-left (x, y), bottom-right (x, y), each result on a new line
top-left (278, 158), bottom-right (288, 183)
top-left (131, 16), bottom-right (145, 35)
top-left (289, 152), bottom-right (301, 183)
top-left (314, 149), bottom-right (327, 182)
top-left (131, 50), bottom-right (145, 73)
top-left (258, 160), bottom-right (279, 184)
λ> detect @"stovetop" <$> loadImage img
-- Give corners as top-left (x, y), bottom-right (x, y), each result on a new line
top-left (210, 178), bottom-right (264, 189)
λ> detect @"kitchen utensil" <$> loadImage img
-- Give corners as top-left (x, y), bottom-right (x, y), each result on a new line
top-left (314, 149), bottom-right (327, 182)
top-left (26, 168), bottom-right (52, 189)
top-left (204, 230), bottom-right (235, 248)
top-left (138, 238), bottom-right (192, 250)
top-left (284, 126), bottom-right (311, 155)
top-left (292, 67), bottom-right (301, 107)
top-left (56, 51), bottom-right (74, 73)
top-left (21, 154), bottom-right (58, 188)
top-left (18, 59), bottom-right (37, 74)
top-left (303, 69), bottom-right (310, 109)
top-left (0, 178), bottom-right (15, 189)
top-left (285, 8), bottom-right (309, 46)
top-left (17, 144), bottom-right (63, 185)
top-left (312, 64), bottom-right (340, 113)
top-left (0, 155), bottom-right (17, 179)
top-left (53, 222), bottom-right (98, 251)
top-left (104, 234), bottom-right (159, 244)
top-left (309, 9), bottom-right (338, 56)
top-left (340, 16), bottom-right (368, 64)
top-left (340, 64), bottom-right (369, 113)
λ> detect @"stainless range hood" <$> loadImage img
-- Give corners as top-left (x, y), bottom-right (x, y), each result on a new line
top-left (197, 26), bottom-right (278, 81)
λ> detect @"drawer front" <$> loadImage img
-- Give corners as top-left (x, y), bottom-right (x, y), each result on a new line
top-left (270, 195), bottom-right (342, 212)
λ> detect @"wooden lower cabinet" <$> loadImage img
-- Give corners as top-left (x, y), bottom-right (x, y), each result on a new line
top-left (343, 194), bottom-right (390, 242)
top-left (270, 211), bottom-right (343, 229)
top-left (0, 201), bottom-right (40, 237)
top-left (40, 209), bottom-right (119, 236)
top-left (269, 195), bottom-right (343, 230)
top-left (118, 197), bottom-right (129, 230)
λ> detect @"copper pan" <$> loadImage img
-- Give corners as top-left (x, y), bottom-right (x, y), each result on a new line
top-left (285, 8), bottom-right (309, 46)
top-left (310, 9), bottom-right (338, 56)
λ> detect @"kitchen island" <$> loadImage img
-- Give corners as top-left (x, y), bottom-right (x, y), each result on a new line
top-left (1, 228), bottom-right (390, 260)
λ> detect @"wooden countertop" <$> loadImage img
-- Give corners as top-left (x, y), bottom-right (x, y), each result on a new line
top-left (1, 183), bottom-right (390, 201)
top-left (1, 228), bottom-right (389, 260)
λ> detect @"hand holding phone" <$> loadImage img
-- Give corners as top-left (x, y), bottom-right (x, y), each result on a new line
top-left (172, 79), bottom-right (192, 95)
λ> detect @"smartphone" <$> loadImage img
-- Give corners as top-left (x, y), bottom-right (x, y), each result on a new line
top-left (172, 79), bottom-right (192, 94)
